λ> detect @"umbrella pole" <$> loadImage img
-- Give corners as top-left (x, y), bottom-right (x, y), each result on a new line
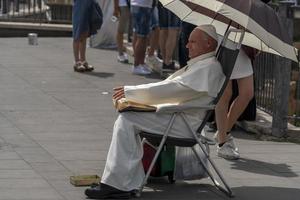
top-left (216, 21), bottom-right (232, 58)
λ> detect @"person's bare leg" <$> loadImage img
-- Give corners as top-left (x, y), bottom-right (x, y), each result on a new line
top-left (226, 75), bottom-right (254, 132)
top-left (73, 38), bottom-right (86, 72)
top-left (79, 37), bottom-right (87, 62)
top-left (159, 29), bottom-right (168, 63)
top-left (132, 33), bottom-right (137, 54)
top-left (133, 36), bottom-right (147, 66)
top-left (148, 27), bottom-right (159, 57)
top-left (215, 81), bottom-right (232, 144)
top-left (117, 31), bottom-right (124, 56)
top-left (164, 29), bottom-right (179, 65)
top-left (73, 40), bottom-right (80, 63)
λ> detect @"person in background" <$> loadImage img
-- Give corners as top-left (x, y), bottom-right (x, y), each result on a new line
top-left (72, 0), bottom-right (95, 72)
top-left (214, 0), bottom-right (268, 161)
top-left (157, 1), bottom-right (181, 73)
top-left (145, 1), bottom-right (162, 73)
top-left (113, 0), bottom-right (130, 63)
top-left (130, 0), bottom-right (153, 75)
top-left (215, 44), bottom-right (256, 160)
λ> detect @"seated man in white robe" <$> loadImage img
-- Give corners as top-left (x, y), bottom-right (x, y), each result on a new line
top-left (85, 24), bottom-right (225, 199)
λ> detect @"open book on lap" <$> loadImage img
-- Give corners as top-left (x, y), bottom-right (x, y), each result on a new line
top-left (113, 98), bottom-right (157, 112)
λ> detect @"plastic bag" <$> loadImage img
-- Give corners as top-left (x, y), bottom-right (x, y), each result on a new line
top-left (174, 145), bottom-right (208, 180)
top-left (90, 0), bottom-right (117, 49)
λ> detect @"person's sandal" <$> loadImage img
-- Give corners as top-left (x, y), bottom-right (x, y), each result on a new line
top-left (82, 61), bottom-right (94, 72)
top-left (73, 62), bottom-right (86, 72)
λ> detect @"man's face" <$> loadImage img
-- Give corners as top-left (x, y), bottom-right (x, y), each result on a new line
top-left (186, 30), bottom-right (208, 59)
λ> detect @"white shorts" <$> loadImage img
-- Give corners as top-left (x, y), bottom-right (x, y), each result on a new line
top-left (218, 36), bottom-right (253, 80)
top-left (230, 48), bottom-right (253, 80)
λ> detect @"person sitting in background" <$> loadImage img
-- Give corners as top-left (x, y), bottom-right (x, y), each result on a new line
top-left (84, 24), bottom-right (225, 199)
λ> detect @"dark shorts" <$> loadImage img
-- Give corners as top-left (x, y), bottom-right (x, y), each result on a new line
top-left (131, 6), bottom-right (152, 37)
top-left (157, 2), bottom-right (180, 29)
top-left (151, 7), bottom-right (159, 30)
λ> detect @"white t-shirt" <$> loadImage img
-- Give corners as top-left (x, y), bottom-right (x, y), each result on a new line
top-left (130, 0), bottom-right (153, 8)
top-left (119, 0), bottom-right (128, 7)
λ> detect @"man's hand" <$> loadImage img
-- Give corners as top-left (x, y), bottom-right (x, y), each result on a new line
top-left (113, 86), bottom-right (125, 101)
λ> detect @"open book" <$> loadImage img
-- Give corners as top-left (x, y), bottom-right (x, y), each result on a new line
top-left (113, 98), bottom-right (156, 112)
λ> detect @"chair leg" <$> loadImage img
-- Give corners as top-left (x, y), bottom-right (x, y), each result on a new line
top-left (180, 113), bottom-right (234, 197)
top-left (136, 114), bottom-right (177, 197)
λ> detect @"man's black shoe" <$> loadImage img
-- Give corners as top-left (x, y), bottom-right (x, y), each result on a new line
top-left (85, 183), bottom-right (131, 199)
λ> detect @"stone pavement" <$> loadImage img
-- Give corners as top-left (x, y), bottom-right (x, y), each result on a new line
top-left (0, 37), bottom-right (299, 200)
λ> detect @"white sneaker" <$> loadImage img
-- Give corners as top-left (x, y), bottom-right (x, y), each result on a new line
top-left (145, 55), bottom-right (162, 73)
top-left (132, 65), bottom-right (151, 75)
top-left (117, 54), bottom-right (129, 63)
top-left (140, 64), bottom-right (152, 74)
top-left (217, 142), bottom-right (240, 160)
top-left (214, 132), bottom-right (238, 152)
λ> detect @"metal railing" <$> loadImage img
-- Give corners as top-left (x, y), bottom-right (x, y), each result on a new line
top-left (254, 53), bottom-right (276, 115)
top-left (254, 52), bottom-right (300, 127)
top-left (0, 0), bottom-right (72, 23)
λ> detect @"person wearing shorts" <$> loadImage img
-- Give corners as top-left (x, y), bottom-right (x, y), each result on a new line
top-left (113, 0), bottom-right (130, 63)
top-left (215, 37), bottom-right (255, 160)
top-left (145, 5), bottom-right (162, 72)
top-left (157, 1), bottom-right (181, 72)
top-left (72, 0), bottom-right (96, 72)
top-left (130, 0), bottom-right (153, 75)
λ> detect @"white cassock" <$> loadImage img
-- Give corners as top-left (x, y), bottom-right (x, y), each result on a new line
top-left (101, 51), bottom-right (226, 191)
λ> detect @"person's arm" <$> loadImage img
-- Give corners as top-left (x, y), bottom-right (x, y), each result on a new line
top-left (123, 79), bottom-right (203, 105)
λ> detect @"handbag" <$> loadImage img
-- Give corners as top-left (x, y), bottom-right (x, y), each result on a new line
top-left (174, 145), bottom-right (208, 180)
top-left (90, 0), bottom-right (103, 35)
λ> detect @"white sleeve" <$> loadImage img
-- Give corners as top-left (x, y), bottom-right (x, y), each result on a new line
top-left (124, 79), bottom-right (203, 105)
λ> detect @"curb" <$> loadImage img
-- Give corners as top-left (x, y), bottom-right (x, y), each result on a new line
top-left (237, 109), bottom-right (300, 142)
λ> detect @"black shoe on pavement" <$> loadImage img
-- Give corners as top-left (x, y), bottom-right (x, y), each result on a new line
top-left (162, 62), bottom-right (176, 73)
top-left (85, 183), bottom-right (131, 199)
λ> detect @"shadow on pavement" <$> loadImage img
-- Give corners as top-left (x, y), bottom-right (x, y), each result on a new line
top-left (232, 186), bottom-right (300, 200)
top-left (141, 181), bottom-right (226, 200)
top-left (141, 183), bottom-right (300, 200)
top-left (229, 157), bottom-right (298, 177)
top-left (83, 72), bottom-right (115, 78)
top-left (145, 72), bottom-right (164, 80)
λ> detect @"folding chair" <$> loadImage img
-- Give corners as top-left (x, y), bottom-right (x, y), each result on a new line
top-left (136, 29), bottom-right (245, 198)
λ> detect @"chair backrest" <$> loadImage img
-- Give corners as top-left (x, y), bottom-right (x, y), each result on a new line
top-left (197, 29), bottom-right (244, 133)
